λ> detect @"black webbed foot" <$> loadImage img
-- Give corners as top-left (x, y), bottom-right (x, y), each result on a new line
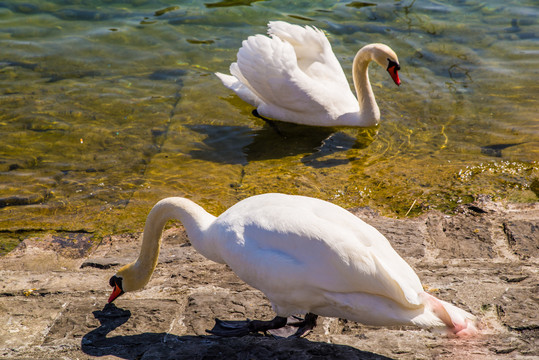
top-left (206, 318), bottom-right (253, 337)
top-left (206, 315), bottom-right (288, 337)
top-left (206, 313), bottom-right (318, 338)
top-left (268, 313), bottom-right (318, 338)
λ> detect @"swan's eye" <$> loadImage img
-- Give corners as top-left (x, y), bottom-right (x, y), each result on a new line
top-left (109, 275), bottom-right (123, 289)
top-left (387, 58), bottom-right (400, 71)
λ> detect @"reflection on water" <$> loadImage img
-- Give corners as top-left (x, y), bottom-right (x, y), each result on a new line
top-left (0, 0), bottom-right (537, 253)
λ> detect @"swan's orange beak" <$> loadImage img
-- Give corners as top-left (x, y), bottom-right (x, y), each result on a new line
top-left (108, 275), bottom-right (124, 303)
top-left (108, 284), bottom-right (123, 303)
top-left (388, 66), bottom-right (401, 86)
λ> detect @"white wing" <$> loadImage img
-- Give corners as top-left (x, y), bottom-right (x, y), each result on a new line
top-left (215, 22), bottom-right (359, 125)
top-left (267, 21), bottom-right (349, 86)
top-left (233, 34), bottom-right (327, 116)
top-left (211, 194), bottom-right (424, 311)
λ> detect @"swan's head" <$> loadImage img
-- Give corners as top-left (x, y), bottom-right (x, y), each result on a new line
top-left (368, 43), bottom-right (401, 86)
top-left (108, 262), bottom-right (150, 303)
top-left (108, 274), bottom-right (124, 303)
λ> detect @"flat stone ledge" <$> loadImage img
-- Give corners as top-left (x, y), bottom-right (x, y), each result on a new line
top-left (0, 199), bottom-right (537, 359)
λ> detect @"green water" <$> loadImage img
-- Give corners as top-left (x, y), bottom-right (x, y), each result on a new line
top-left (1, 0), bottom-right (538, 254)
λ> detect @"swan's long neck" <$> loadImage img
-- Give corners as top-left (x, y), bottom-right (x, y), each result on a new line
top-left (126, 197), bottom-right (217, 291)
top-left (352, 47), bottom-right (381, 127)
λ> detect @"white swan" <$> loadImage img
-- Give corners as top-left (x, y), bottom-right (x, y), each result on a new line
top-left (108, 193), bottom-right (477, 337)
top-left (215, 21), bottom-right (401, 127)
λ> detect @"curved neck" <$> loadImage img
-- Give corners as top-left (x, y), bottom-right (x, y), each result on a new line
top-left (129, 197), bottom-right (216, 290)
top-left (351, 47), bottom-right (380, 127)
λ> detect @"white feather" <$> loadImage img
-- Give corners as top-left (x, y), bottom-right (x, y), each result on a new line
top-left (215, 21), bottom-right (401, 127)
top-left (114, 193), bottom-right (476, 334)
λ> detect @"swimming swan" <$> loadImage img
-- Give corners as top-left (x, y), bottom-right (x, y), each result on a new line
top-left (215, 21), bottom-right (401, 127)
top-left (108, 193), bottom-right (477, 337)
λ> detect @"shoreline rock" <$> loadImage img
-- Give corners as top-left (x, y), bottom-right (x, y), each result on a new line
top-left (1, 199), bottom-right (537, 359)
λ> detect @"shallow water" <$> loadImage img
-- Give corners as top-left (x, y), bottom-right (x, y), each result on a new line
top-left (0, 0), bottom-right (538, 253)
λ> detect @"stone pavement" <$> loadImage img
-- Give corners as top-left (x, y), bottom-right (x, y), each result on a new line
top-left (0, 198), bottom-right (537, 359)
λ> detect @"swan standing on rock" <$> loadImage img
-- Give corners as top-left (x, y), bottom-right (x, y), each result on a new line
top-left (215, 21), bottom-right (401, 127)
top-left (108, 193), bottom-right (477, 337)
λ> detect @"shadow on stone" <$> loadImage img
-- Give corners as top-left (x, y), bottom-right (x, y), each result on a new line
top-left (82, 303), bottom-right (395, 360)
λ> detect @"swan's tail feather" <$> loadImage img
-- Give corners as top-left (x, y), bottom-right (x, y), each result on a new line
top-left (214, 71), bottom-right (261, 107)
top-left (215, 72), bottom-right (237, 88)
top-left (420, 292), bottom-right (478, 336)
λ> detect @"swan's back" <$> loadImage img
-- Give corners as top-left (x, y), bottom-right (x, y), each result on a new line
top-left (207, 194), bottom-right (424, 315)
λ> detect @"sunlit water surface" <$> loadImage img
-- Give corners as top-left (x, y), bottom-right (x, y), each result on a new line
top-left (1, 0), bottom-right (537, 253)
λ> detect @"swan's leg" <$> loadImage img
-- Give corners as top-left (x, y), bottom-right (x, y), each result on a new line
top-left (290, 312), bottom-right (318, 337)
top-left (206, 315), bottom-right (288, 337)
top-left (252, 110), bottom-right (285, 137)
top-left (268, 313), bottom-right (318, 338)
